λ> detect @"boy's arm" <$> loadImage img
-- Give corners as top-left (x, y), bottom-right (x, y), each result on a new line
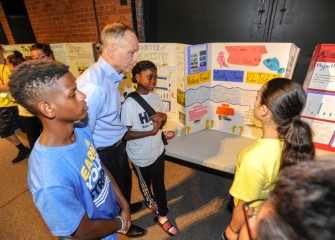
top-left (104, 166), bottom-right (131, 234)
top-left (72, 212), bottom-right (123, 239)
top-left (72, 166), bottom-right (131, 238)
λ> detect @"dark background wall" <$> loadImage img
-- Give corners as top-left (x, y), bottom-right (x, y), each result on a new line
top-left (1, 0), bottom-right (334, 83)
top-left (143, 0), bottom-right (335, 84)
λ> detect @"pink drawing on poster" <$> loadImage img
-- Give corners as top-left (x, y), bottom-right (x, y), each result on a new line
top-left (225, 46), bottom-right (267, 66)
top-left (189, 104), bottom-right (208, 122)
top-left (217, 51), bottom-right (229, 68)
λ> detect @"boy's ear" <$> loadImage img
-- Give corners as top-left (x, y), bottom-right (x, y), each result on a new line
top-left (38, 101), bottom-right (56, 119)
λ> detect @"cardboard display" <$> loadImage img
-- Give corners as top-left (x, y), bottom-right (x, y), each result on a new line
top-left (301, 44), bottom-right (335, 152)
top-left (2, 44), bottom-right (34, 58)
top-left (120, 43), bottom-right (187, 122)
top-left (3, 43), bottom-right (97, 79)
top-left (183, 43), bottom-right (300, 138)
top-left (51, 43), bottom-right (96, 78)
top-left (3, 42), bottom-right (302, 142)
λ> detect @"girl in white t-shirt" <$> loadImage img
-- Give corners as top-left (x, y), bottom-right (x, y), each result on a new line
top-left (121, 60), bottom-right (177, 236)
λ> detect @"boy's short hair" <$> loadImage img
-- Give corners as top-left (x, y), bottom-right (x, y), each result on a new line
top-left (9, 60), bottom-right (69, 116)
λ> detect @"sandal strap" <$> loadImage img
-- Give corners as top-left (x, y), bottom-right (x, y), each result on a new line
top-left (161, 220), bottom-right (173, 231)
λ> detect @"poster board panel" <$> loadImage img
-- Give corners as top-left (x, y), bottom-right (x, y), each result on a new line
top-left (184, 42), bottom-right (300, 138)
top-left (301, 44), bottom-right (335, 152)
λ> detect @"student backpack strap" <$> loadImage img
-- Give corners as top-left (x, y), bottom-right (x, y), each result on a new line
top-left (127, 92), bottom-right (168, 145)
top-left (127, 92), bottom-right (156, 116)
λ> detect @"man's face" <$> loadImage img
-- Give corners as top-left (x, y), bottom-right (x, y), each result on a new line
top-left (112, 30), bottom-right (139, 73)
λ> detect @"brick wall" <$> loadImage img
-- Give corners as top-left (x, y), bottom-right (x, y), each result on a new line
top-left (23, 0), bottom-right (134, 43)
top-left (0, 3), bottom-right (14, 44)
top-left (0, 0), bottom-right (146, 44)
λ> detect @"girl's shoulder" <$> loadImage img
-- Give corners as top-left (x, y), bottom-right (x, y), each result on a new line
top-left (240, 139), bottom-right (283, 158)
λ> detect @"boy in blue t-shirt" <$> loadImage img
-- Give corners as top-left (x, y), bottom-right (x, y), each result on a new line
top-left (9, 60), bottom-right (131, 239)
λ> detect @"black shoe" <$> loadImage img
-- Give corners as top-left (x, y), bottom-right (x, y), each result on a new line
top-left (130, 201), bottom-right (143, 214)
top-left (12, 147), bottom-right (30, 164)
top-left (126, 224), bottom-right (146, 238)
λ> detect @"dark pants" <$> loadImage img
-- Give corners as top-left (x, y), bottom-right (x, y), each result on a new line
top-left (133, 150), bottom-right (168, 216)
top-left (97, 140), bottom-right (132, 202)
top-left (19, 116), bottom-right (42, 148)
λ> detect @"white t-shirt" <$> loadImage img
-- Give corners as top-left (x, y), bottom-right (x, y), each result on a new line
top-left (121, 92), bottom-right (165, 167)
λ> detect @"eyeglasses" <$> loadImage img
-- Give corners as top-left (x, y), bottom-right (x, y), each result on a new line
top-left (243, 199), bottom-right (266, 240)
top-left (31, 55), bottom-right (47, 60)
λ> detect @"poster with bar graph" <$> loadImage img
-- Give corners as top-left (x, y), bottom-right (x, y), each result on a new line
top-left (302, 44), bottom-right (335, 152)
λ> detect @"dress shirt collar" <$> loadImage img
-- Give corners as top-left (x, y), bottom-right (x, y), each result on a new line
top-left (98, 56), bottom-right (124, 83)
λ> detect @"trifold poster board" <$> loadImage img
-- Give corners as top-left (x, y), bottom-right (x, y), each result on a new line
top-left (2, 44), bottom-right (34, 58)
top-left (2, 43), bottom-right (96, 79)
top-left (302, 44), bottom-right (335, 152)
top-left (50, 43), bottom-right (96, 78)
top-left (183, 43), bottom-right (300, 138)
top-left (119, 43), bottom-right (187, 121)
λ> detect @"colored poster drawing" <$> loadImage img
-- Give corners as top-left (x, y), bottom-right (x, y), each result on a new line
top-left (186, 70), bottom-right (211, 87)
top-left (186, 86), bottom-right (211, 107)
top-left (213, 70), bottom-right (244, 82)
top-left (225, 45), bottom-right (267, 66)
top-left (187, 44), bottom-right (208, 74)
top-left (246, 71), bottom-right (282, 85)
top-left (263, 57), bottom-right (285, 74)
top-left (189, 104), bottom-right (208, 123)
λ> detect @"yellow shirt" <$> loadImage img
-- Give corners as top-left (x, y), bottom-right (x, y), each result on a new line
top-left (18, 104), bottom-right (35, 117)
top-left (0, 64), bottom-right (17, 107)
top-left (230, 138), bottom-right (284, 207)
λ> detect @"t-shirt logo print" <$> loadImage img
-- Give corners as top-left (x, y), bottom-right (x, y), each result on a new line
top-left (81, 141), bottom-right (110, 207)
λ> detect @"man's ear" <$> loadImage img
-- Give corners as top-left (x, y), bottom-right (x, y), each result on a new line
top-left (107, 44), bottom-right (117, 59)
top-left (38, 101), bottom-right (56, 119)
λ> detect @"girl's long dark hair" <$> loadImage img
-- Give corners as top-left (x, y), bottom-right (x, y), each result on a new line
top-left (260, 78), bottom-right (315, 169)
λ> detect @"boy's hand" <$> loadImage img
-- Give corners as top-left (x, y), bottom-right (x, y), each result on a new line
top-left (119, 209), bottom-right (131, 234)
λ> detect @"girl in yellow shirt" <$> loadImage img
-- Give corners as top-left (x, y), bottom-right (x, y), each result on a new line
top-left (0, 46), bottom-right (30, 163)
top-left (223, 78), bottom-right (315, 240)
top-left (7, 51), bottom-right (42, 150)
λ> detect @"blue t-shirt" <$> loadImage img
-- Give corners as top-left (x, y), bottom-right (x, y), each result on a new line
top-left (27, 123), bottom-right (120, 239)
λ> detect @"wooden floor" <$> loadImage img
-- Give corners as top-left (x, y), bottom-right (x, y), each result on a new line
top-left (118, 233), bottom-right (130, 240)
top-left (0, 132), bottom-right (234, 240)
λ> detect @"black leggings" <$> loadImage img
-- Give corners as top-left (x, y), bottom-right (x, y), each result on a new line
top-left (133, 150), bottom-right (168, 216)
